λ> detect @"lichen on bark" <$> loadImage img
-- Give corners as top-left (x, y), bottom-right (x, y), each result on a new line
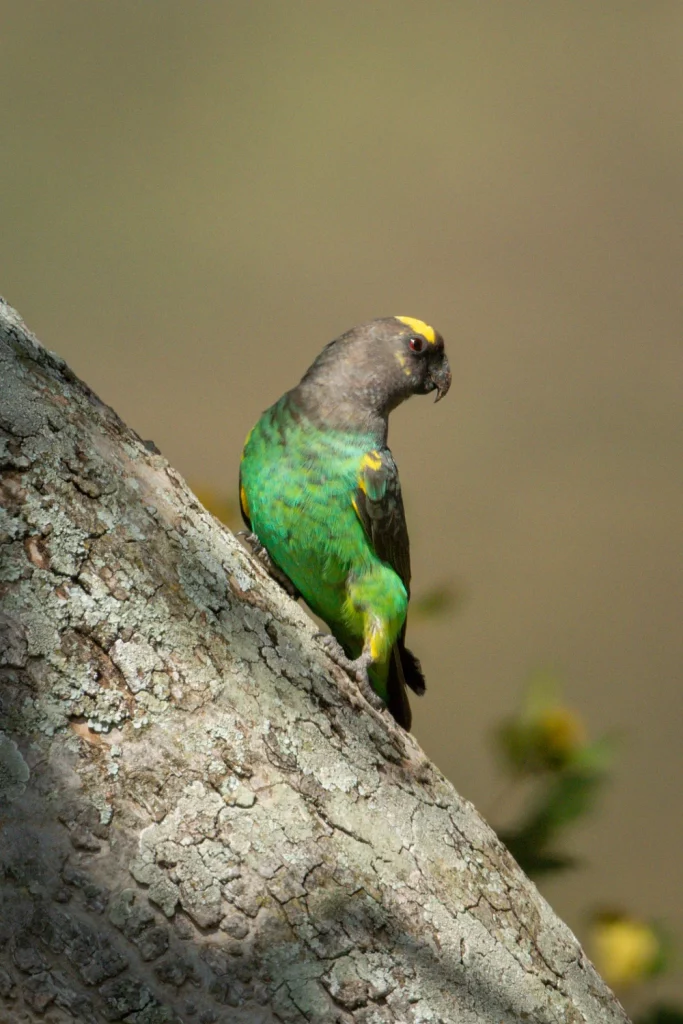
top-left (0, 298), bottom-right (629, 1023)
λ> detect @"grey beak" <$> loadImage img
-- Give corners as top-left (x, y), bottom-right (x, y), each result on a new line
top-left (432, 356), bottom-right (452, 402)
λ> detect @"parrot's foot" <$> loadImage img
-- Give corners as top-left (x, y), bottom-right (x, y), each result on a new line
top-left (238, 531), bottom-right (300, 599)
top-left (315, 634), bottom-right (385, 712)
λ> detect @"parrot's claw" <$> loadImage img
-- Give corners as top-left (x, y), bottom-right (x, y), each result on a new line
top-left (315, 634), bottom-right (385, 712)
top-left (315, 633), bottom-right (346, 658)
top-left (238, 530), bottom-right (267, 557)
top-left (352, 670), bottom-right (386, 712)
top-left (239, 532), bottom-right (300, 599)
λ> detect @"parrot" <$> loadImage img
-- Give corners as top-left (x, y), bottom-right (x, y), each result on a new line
top-left (238, 316), bottom-right (451, 730)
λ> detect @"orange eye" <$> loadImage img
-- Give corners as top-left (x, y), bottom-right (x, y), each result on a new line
top-left (409, 336), bottom-right (425, 353)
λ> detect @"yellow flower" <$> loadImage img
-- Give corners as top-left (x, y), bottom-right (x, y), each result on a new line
top-left (536, 706), bottom-right (586, 760)
top-left (592, 914), bottom-right (661, 988)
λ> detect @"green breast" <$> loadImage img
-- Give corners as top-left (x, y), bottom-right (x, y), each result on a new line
top-left (240, 395), bottom-right (379, 631)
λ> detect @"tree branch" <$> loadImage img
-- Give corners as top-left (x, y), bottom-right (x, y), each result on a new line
top-left (0, 298), bottom-right (629, 1023)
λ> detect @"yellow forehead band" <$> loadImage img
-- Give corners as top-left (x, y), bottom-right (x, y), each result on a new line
top-left (394, 316), bottom-right (437, 345)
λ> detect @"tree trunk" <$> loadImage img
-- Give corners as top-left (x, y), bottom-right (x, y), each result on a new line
top-left (0, 298), bottom-right (629, 1024)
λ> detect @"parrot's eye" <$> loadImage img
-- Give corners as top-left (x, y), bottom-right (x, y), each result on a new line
top-left (409, 336), bottom-right (425, 354)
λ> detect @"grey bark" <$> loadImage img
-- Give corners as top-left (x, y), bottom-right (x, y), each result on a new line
top-left (0, 297), bottom-right (629, 1024)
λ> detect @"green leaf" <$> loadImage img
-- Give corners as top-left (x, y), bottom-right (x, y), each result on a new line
top-left (498, 765), bottom-right (610, 877)
top-left (523, 769), bottom-right (606, 843)
top-left (635, 1006), bottom-right (683, 1024)
top-left (570, 735), bottom-right (618, 772)
top-left (411, 581), bottom-right (462, 620)
top-left (523, 669), bottom-right (562, 717)
top-left (496, 835), bottom-right (577, 878)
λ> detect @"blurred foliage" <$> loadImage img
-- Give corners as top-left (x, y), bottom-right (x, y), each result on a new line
top-left (494, 672), bottom-right (615, 877)
top-left (410, 581), bottom-right (462, 621)
top-left (635, 1007), bottom-right (683, 1024)
top-left (491, 671), bottom-right (680, 1018)
top-left (496, 671), bottom-right (589, 773)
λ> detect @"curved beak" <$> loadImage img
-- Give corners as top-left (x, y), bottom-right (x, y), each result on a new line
top-left (431, 355), bottom-right (452, 402)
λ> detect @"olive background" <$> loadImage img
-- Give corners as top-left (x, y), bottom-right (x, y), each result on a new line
top-left (1, 2), bottom-right (681, 1011)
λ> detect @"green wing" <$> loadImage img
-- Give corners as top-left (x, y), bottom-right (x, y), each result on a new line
top-left (353, 448), bottom-right (411, 597)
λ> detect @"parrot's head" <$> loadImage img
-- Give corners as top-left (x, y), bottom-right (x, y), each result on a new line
top-left (383, 316), bottom-right (451, 406)
top-left (300, 316), bottom-right (451, 422)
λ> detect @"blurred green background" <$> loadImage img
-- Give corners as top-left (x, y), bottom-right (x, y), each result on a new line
top-left (1, 2), bottom-right (681, 1013)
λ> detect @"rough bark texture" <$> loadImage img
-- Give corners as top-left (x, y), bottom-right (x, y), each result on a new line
top-left (0, 298), bottom-right (629, 1024)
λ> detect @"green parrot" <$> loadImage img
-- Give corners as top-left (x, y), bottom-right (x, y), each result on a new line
top-left (239, 316), bottom-right (451, 730)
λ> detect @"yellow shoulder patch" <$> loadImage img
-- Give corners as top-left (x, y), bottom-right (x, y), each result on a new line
top-left (239, 484), bottom-right (250, 520)
top-left (361, 450), bottom-right (383, 471)
top-left (395, 316), bottom-right (437, 345)
top-left (358, 451), bottom-right (383, 494)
